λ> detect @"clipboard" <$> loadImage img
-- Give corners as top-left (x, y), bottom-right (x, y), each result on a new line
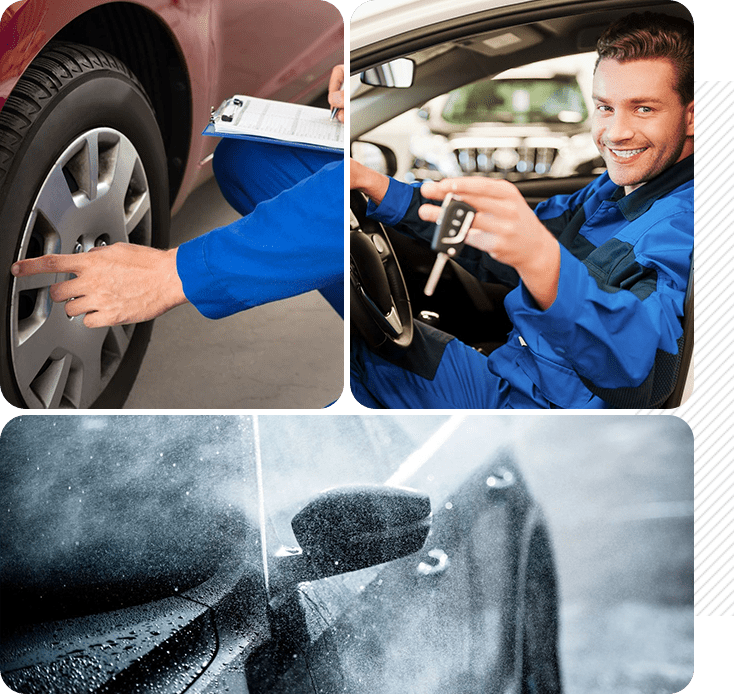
top-left (204, 95), bottom-right (344, 152)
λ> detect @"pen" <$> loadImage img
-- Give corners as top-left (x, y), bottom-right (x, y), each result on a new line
top-left (329, 73), bottom-right (344, 121)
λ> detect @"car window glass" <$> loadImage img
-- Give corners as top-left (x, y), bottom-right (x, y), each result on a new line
top-left (256, 415), bottom-right (451, 548)
top-left (359, 52), bottom-right (602, 183)
top-left (441, 76), bottom-right (587, 125)
top-left (0, 415), bottom-right (261, 630)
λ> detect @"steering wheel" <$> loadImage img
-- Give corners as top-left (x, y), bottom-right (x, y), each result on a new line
top-left (350, 190), bottom-right (414, 355)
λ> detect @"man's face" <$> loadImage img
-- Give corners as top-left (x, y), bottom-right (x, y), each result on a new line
top-left (591, 57), bottom-right (694, 194)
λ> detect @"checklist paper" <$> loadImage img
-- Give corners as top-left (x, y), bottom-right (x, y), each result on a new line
top-left (205, 95), bottom-right (344, 152)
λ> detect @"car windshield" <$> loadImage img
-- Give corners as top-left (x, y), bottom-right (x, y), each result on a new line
top-left (0, 416), bottom-right (261, 630)
top-left (441, 76), bottom-right (587, 125)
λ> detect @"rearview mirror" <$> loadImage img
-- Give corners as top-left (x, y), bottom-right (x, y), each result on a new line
top-left (360, 58), bottom-right (415, 88)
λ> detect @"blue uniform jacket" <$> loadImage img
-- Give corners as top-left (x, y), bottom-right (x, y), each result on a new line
top-left (175, 160), bottom-right (344, 319)
top-left (366, 156), bottom-right (693, 408)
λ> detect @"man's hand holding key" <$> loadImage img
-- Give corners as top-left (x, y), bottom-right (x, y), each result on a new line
top-left (418, 178), bottom-right (561, 311)
top-left (423, 194), bottom-right (476, 296)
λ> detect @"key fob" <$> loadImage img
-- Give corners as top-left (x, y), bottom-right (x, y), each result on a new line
top-left (431, 194), bottom-right (476, 258)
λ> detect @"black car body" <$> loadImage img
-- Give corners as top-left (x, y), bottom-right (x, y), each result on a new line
top-left (0, 415), bottom-right (559, 693)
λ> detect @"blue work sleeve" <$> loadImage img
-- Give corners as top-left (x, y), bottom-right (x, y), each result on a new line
top-left (176, 160), bottom-right (344, 319)
top-left (367, 177), bottom-right (521, 288)
top-left (507, 210), bottom-right (691, 390)
top-left (366, 177), bottom-right (444, 241)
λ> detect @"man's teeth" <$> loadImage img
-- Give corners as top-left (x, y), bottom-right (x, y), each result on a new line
top-left (611, 148), bottom-right (646, 158)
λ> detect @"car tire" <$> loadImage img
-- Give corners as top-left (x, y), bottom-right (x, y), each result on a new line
top-left (0, 41), bottom-right (169, 408)
top-left (521, 524), bottom-right (562, 694)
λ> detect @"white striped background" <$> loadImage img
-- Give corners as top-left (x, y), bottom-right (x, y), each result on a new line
top-left (679, 81), bottom-right (734, 617)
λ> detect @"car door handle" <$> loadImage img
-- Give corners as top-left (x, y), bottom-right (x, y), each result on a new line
top-left (416, 548), bottom-right (449, 577)
top-left (486, 466), bottom-right (516, 492)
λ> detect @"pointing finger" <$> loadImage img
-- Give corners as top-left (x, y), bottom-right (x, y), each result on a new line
top-left (11, 254), bottom-right (84, 278)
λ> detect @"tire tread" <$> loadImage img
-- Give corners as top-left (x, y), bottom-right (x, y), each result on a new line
top-left (0, 41), bottom-right (163, 408)
top-left (0, 42), bottom-right (145, 194)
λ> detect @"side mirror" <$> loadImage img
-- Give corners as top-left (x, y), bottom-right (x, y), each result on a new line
top-left (350, 141), bottom-right (398, 178)
top-left (360, 58), bottom-right (415, 89)
top-left (272, 485), bottom-right (431, 591)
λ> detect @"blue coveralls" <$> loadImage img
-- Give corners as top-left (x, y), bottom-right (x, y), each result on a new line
top-left (176, 138), bottom-right (344, 318)
top-left (351, 155), bottom-right (693, 409)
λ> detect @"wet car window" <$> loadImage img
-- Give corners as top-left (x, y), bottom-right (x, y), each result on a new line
top-left (0, 416), bottom-right (261, 631)
top-left (256, 415), bottom-right (451, 547)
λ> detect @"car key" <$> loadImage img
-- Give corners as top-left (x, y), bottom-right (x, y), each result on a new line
top-left (424, 193), bottom-right (476, 296)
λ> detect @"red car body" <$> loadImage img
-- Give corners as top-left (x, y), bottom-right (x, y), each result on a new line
top-left (0, 0), bottom-right (343, 212)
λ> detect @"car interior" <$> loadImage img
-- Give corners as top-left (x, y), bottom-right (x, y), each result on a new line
top-left (350, 0), bottom-right (693, 407)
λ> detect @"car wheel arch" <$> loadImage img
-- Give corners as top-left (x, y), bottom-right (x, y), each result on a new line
top-left (52, 2), bottom-right (193, 205)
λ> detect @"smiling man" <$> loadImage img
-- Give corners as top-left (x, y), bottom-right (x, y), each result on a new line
top-left (592, 33), bottom-right (693, 192)
top-left (351, 12), bottom-right (694, 409)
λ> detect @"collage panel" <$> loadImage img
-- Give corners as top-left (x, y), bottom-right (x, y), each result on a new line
top-left (0, 414), bottom-right (693, 694)
top-left (0, 0), bottom-right (730, 691)
top-left (349, 0), bottom-right (693, 410)
top-left (0, 0), bottom-right (345, 410)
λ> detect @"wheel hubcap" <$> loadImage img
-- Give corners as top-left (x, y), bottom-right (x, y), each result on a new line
top-left (10, 128), bottom-right (153, 408)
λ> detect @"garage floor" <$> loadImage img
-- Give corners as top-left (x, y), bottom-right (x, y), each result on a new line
top-left (123, 175), bottom-right (344, 410)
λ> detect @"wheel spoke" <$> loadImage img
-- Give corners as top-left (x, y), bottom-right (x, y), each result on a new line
top-left (73, 130), bottom-right (100, 202)
top-left (27, 353), bottom-right (74, 409)
top-left (13, 317), bottom-right (65, 394)
top-left (67, 325), bottom-right (104, 395)
top-left (33, 165), bottom-right (77, 228)
top-left (14, 303), bottom-right (108, 408)
top-left (107, 323), bottom-right (133, 356)
top-left (110, 135), bottom-right (140, 203)
top-left (125, 189), bottom-right (151, 237)
top-left (14, 273), bottom-right (55, 292)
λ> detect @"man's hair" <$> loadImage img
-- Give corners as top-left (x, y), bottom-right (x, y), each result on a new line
top-left (596, 12), bottom-right (694, 104)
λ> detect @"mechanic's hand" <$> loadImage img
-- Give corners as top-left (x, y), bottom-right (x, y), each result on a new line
top-left (11, 243), bottom-right (188, 328)
top-left (419, 178), bottom-right (561, 310)
top-left (328, 64), bottom-right (345, 123)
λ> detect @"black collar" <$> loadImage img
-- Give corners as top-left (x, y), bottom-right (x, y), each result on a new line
top-left (614, 155), bottom-right (694, 221)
